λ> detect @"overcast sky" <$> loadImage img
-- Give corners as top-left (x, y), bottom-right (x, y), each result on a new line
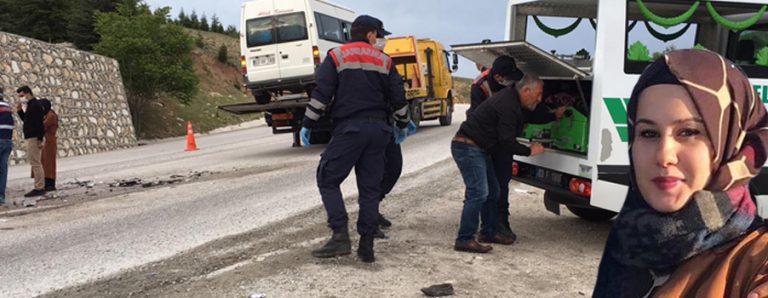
top-left (145, 0), bottom-right (693, 78)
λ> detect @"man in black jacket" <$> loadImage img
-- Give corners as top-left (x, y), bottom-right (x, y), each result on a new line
top-left (15, 86), bottom-right (46, 197)
top-left (450, 74), bottom-right (546, 253)
top-left (469, 56), bottom-right (566, 239)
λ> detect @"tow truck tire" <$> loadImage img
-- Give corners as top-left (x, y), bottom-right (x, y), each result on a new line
top-left (253, 90), bottom-right (271, 104)
top-left (439, 96), bottom-right (453, 126)
top-left (566, 205), bottom-right (617, 222)
top-left (410, 102), bottom-right (422, 129)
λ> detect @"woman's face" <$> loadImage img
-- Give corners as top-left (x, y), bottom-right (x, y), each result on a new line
top-left (632, 84), bottom-right (714, 213)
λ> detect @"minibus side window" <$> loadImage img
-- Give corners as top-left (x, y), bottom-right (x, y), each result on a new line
top-left (315, 12), bottom-right (346, 43)
top-left (726, 27), bottom-right (768, 78)
top-left (342, 22), bottom-right (352, 41)
top-left (623, 1), bottom-right (696, 74)
top-left (624, 0), bottom-right (768, 78)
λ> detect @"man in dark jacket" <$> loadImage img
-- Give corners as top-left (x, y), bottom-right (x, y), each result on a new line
top-left (450, 74), bottom-right (546, 253)
top-left (470, 56), bottom-right (566, 239)
top-left (15, 86), bottom-right (46, 197)
top-left (301, 15), bottom-right (409, 263)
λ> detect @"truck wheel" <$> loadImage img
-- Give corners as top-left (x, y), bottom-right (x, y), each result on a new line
top-left (439, 97), bottom-right (453, 126)
top-left (410, 102), bottom-right (421, 129)
top-left (566, 205), bottom-right (617, 222)
top-left (253, 90), bottom-right (271, 104)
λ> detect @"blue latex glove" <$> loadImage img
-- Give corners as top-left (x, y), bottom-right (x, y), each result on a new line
top-left (300, 127), bottom-right (311, 147)
top-left (393, 127), bottom-right (408, 144)
top-left (406, 120), bottom-right (417, 136)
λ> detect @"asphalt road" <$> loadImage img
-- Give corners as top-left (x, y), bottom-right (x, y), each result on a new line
top-left (0, 105), bottom-right (470, 298)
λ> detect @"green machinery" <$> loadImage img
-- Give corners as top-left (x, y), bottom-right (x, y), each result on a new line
top-left (521, 106), bottom-right (588, 154)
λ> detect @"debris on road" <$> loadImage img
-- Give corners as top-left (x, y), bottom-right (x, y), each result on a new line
top-left (111, 179), bottom-right (142, 187)
top-left (21, 198), bottom-right (37, 208)
top-left (249, 293), bottom-right (267, 298)
top-left (141, 178), bottom-right (183, 188)
top-left (65, 180), bottom-right (96, 189)
top-left (421, 283), bottom-right (454, 297)
top-left (110, 171), bottom-right (214, 189)
top-left (2, 171), bottom-right (222, 215)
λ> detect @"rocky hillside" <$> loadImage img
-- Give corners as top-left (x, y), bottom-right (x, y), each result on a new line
top-left (139, 29), bottom-right (260, 140)
top-left (452, 76), bottom-right (472, 104)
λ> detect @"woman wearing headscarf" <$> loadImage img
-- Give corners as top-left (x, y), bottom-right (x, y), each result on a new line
top-left (593, 49), bottom-right (768, 297)
top-left (40, 99), bottom-right (57, 191)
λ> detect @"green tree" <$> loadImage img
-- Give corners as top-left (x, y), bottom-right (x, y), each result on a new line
top-left (575, 48), bottom-right (591, 60)
top-left (200, 14), bottom-right (209, 31)
top-left (218, 44), bottom-right (228, 63)
top-left (177, 8), bottom-right (187, 25)
top-left (0, 0), bottom-right (120, 50)
top-left (627, 41), bottom-right (653, 62)
top-left (756, 47), bottom-right (768, 66)
top-left (13, 0), bottom-right (70, 43)
top-left (225, 25), bottom-right (238, 37)
top-left (211, 14), bottom-right (222, 33)
top-left (189, 10), bottom-right (199, 29)
top-left (95, 0), bottom-right (198, 135)
top-left (0, 0), bottom-right (17, 32)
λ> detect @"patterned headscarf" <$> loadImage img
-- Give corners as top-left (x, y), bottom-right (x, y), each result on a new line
top-left (611, 49), bottom-right (768, 270)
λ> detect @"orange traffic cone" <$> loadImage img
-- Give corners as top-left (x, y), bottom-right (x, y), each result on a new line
top-left (185, 121), bottom-right (199, 151)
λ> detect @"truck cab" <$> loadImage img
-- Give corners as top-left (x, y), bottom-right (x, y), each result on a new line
top-left (453, 0), bottom-right (768, 220)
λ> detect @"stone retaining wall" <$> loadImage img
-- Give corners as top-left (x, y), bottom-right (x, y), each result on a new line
top-left (0, 32), bottom-right (136, 165)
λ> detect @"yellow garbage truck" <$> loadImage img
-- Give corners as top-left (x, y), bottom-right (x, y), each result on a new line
top-left (384, 36), bottom-right (458, 127)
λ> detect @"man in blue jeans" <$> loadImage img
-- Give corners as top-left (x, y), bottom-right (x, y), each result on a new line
top-left (0, 87), bottom-right (14, 205)
top-left (451, 74), bottom-right (545, 253)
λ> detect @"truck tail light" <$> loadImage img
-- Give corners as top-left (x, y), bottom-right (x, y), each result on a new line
top-left (240, 55), bottom-right (247, 75)
top-left (272, 120), bottom-right (290, 127)
top-left (512, 162), bottom-right (519, 176)
top-left (569, 178), bottom-right (591, 197)
top-left (312, 46), bottom-right (321, 65)
top-left (271, 112), bottom-right (294, 121)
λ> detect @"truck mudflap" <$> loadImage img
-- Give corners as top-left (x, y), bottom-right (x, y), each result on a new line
top-left (451, 40), bottom-right (589, 79)
top-left (217, 95), bottom-right (309, 115)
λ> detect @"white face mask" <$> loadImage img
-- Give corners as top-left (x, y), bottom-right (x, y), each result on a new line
top-left (18, 97), bottom-right (28, 104)
top-left (498, 79), bottom-right (515, 87)
top-left (374, 38), bottom-right (387, 51)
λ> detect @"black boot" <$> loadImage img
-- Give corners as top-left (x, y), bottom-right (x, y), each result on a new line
top-left (44, 178), bottom-right (56, 191)
top-left (378, 213), bottom-right (392, 228)
top-left (374, 227), bottom-right (387, 239)
top-left (357, 235), bottom-right (375, 263)
top-left (311, 229), bottom-right (351, 258)
top-left (497, 214), bottom-right (517, 241)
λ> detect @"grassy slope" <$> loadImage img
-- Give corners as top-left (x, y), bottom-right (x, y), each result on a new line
top-left (139, 29), bottom-right (261, 140)
top-left (452, 76), bottom-right (472, 104)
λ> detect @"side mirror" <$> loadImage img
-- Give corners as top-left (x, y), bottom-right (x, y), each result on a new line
top-left (451, 53), bottom-right (459, 71)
